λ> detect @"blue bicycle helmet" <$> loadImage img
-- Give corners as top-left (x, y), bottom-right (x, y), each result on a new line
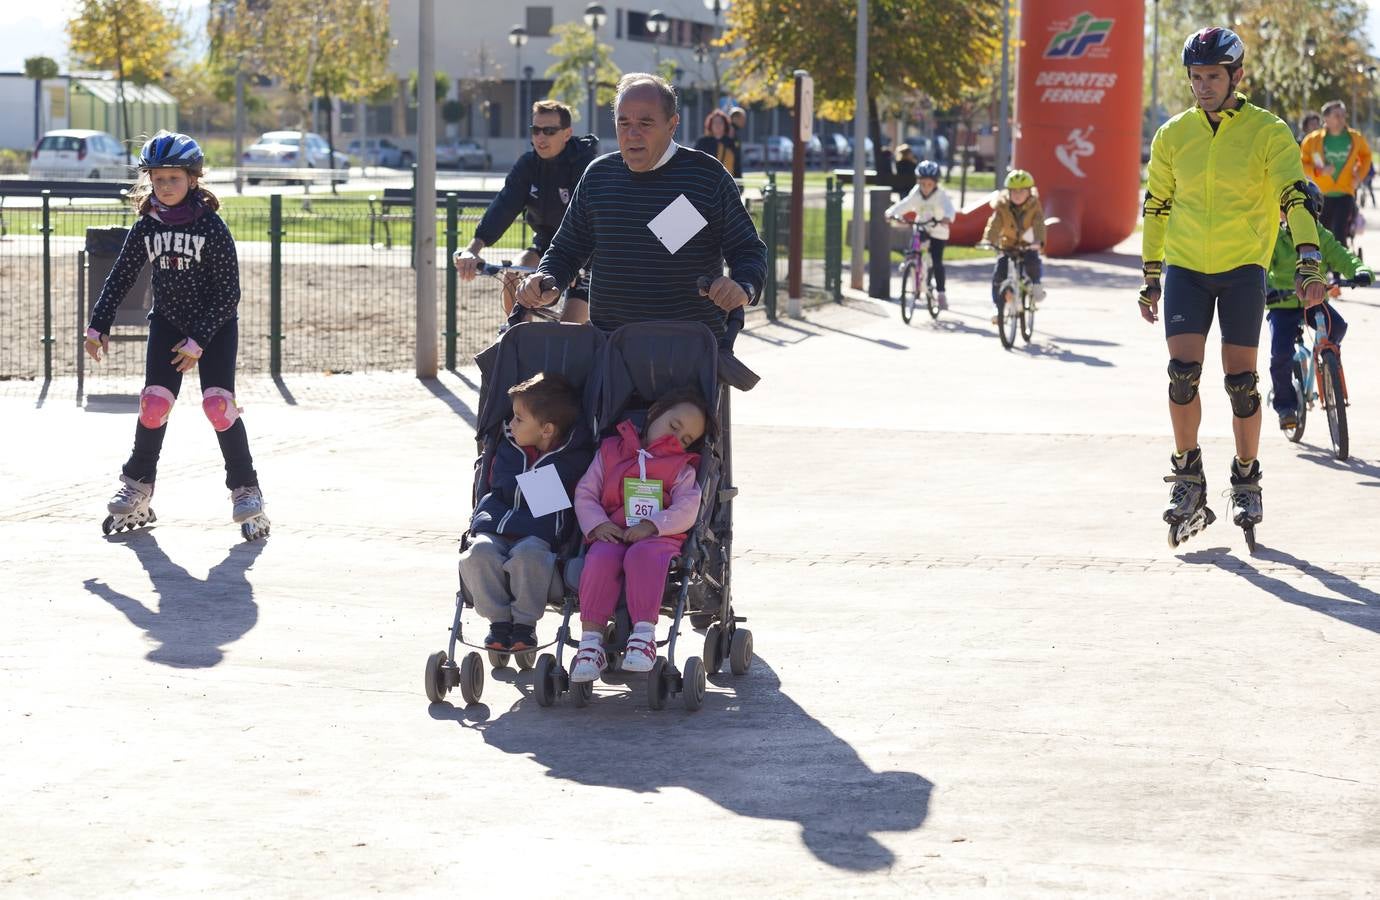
top-left (138, 131), bottom-right (204, 170)
top-left (916, 160), bottom-right (941, 180)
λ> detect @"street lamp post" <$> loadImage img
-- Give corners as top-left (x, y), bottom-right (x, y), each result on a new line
top-left (523, 65), bottom-right (535, 125)
top-left (647, 10), bottom-right (669, 73)
top-left (583, 3), bottom-right (607, 133)
top-left (703, 0), bottom-right (730, 110)
top-left (509, 26), bottom-right (528, 141)
top-left (996, 0), bottom-right (1011, 182)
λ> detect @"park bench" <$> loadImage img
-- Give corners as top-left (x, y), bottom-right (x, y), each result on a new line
top-left (367, 187), bottom-right (498, 250)
top-left (0, 178), bottom-right (132, 238)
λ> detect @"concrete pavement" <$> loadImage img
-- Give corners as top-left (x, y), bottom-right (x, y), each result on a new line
top-left (3, 246), bottom-right (1380, 896)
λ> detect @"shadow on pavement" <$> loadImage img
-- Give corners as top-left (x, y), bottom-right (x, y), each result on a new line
top-left (1016, 340), bottom-right (1114, 368)
top-left (1295, 450), bottom-right (1380, 487)
top-left (421, 377), bottom-right (478, 427)
top-left (83, 531), bottom-right (264, 667)
top-left (1178, 545), bottom-right (1380, 637)
top-left (1043, 259), bottom-right (1141, 290)
top-left (429, 656), bottom-right (932, 870)
top-left (743, 317), bottom-right (910, 351)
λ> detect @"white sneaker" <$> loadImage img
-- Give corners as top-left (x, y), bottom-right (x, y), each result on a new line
top-left (1031, 284), bottom-right (1046, 304)
top-left (621, 634), bottom-right (657, 673)
top-left (937, 292), bottom-right (948, 310)
top-left (569, 644), bottom-right (606, 683)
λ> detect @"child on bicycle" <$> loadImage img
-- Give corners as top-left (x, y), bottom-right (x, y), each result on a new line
top-left (982, 169), bottom-right (1047, 323)
top-left (885, 160), bottom-right (955, 309)
top-left (458, 373), bottom-right (592, 652)
top-left (568, 386), bottom-right (710, 682)
top-left (83, 131), bottom-right (268, 536)
top-left (1265, 181), bottom-right (1371, 430)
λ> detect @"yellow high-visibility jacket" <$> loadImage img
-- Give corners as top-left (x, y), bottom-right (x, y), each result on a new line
top-left (1143, 93), bottom-right (1319, 274)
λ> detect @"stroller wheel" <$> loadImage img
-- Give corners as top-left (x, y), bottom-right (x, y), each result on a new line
top-left (703, 624), bottom-right (725, 674)
top-left (459, 651), bottom-right (485, 705)
top-left (534, 654), bottom-right (557, 707)
top-left (682, 657), bottom-right (706, 711)
top-left (729, 628), bottom-right (754, 675)
top-left (690, 612), bottom-right (714, 630)
top-left (647, 658), bottom-right (670, 710)
top-left (514, 650), bottom-right (537, 671)
top-left (487, 650), bottom-right (511, 669)
top-left (424, 650), bottom-right (449, 703)
top-left (572, 679), bottom-right (593, 708)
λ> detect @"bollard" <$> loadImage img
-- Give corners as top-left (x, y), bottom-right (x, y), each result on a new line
top-left (41, 191), bottom-right (53, 380)
top-left (761, 174), bottom-right (778, 320)
top-left (867, 187), bottom-right (892, 299)
top-left (269, 194), bottom-right (284, 377)
top-left (444, 192), bottom-right (458, 370)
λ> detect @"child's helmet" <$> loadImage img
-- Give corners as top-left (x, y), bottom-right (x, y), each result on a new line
top-left (916, 160), bottom-right (941, 180)
top-left (1298, 180), bottom-right (1325, 221)
top-left (1182, 27), bottom-right (1245, 70)
top-left (1004, 169), bottom-right (1035, 190)
top-left (138, 131), bottom-right (204, 170)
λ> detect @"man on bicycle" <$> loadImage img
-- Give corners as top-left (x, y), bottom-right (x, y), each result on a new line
top-left (1300, 100), bottom-right (1371, 246)
top-left (453, 100), bottom-right (599, 323)
top-left (1140, 26), bottom-right (1326, 544)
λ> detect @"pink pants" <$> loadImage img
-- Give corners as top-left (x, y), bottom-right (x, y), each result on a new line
top-left (578, 536), bottom-right (680, 626)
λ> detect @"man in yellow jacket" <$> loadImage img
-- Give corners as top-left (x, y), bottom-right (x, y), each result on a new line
top-left (1300, 100), bottom-right (1371, 244)
top-left (1139, 26), bottom-right (1327, 549)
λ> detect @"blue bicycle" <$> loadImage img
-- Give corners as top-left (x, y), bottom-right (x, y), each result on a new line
top-left (1279, 279), bottom-right (1360, 460)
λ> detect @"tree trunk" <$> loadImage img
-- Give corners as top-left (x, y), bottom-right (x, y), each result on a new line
top-left (33, 78), bottom-right (41, 143)
top-left (867, 94), bottom-right (889, 179)
top-left (326, 91), bottom-right (338, 195)
top-left (114, 18), bottom-right (132, 165)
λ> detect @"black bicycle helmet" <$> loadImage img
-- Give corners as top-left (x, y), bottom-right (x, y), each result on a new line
top-left (1299, 180), bottom-right (1325, 221)
top-left (916, 160), bottom-right (941, 180)
top-left (1182, 27), bottom-right (1245, 69)
top-left (138, 131), bottom-right (204, 170)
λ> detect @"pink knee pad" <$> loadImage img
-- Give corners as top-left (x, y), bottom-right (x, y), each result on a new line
top-left (201, 387), bottom-right (241, 432)
top-left (138, 385), bottom-right (175, 429)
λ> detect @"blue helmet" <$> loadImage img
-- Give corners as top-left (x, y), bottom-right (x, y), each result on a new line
top-left (1182, 27), bottom-right (1245, 69)
top-left (138, 131), bottom-right (203, 170)
top-left (916, 160), bottom-right (941, 180)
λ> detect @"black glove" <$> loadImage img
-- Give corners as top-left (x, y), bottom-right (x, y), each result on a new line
top-left (1355, 269), bottom-right (1373, 287)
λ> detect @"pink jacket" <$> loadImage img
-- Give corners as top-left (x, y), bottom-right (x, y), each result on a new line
top-left (574, 420), bottom-right (702, 539)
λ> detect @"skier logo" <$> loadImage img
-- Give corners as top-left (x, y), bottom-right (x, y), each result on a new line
top-left (560, 187), bottom-right (571, 205)
top-left (1055, 127), bottom-right (1095, 178)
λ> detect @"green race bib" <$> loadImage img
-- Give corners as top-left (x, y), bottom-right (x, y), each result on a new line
top-left (623, 476), bottom-right (664, 525)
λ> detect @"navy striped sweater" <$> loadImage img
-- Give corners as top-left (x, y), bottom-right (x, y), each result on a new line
top-left (538, 145), bottom-right (767, 338)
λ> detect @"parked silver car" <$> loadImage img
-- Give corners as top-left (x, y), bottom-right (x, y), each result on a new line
top-left (347, 137), bottom-right (413, 168)
top-left (241, 131), bottom-right (350, 184)
top-left (436, 140), bottom-right (492, 170)
top-left (29, 130), bottom-right (131, 180)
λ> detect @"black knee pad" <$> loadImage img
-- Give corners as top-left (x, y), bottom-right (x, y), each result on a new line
top-left (1224, 371), bottom-right (1261, 418)
top-left (1167, 359), bottom-right (1202, 405)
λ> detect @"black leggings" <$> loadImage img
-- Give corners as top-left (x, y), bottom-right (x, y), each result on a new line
top-left (1321, 193), bottom-right (1356, 244)
top-left (124, 315), bottom-right (258, 489)
top-left (928, 238), bottom-right (948, 291)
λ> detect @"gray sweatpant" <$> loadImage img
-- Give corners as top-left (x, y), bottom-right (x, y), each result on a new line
top-left (458, 533), bottom-right (561, 626)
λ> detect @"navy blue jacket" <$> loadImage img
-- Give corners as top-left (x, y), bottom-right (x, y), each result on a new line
top-left (470, 419), bottom-right (593, 547)
top-left (474, 134), bottom-right (599, 252)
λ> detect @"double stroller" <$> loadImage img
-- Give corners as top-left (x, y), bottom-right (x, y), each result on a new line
top-left (423, 317), bottom-right (759, 711)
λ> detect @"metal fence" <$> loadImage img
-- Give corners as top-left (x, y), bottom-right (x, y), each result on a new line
top-left (751, 174), bottom-right (845, 317)
top-left (1, 180), bottom-right (844, 381)
top-left (0, 190), bottom-right (532, 381)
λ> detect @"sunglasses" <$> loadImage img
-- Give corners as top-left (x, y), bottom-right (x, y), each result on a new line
top-left (529, 125), bottom-right (566, 136)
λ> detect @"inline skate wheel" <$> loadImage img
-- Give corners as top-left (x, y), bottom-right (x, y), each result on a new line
top-left (424, 650), bottom-right (449, 703)
top-left (487, 650), bottom-right (511, 669)
top-left (682, 657), bottom-right (706, 711)
top-left (514, 651), bottom-right (536, 671)
top-left (1244, 525), bottom-right (1257, 554)
top-left (729, 628), bottom-right (754, 675)
top-left (703, 624), bottom-right (724, 674)
top-left (572, 679), bottom-right (593, 708)
top-left (102, 515), bottom-right (115, 535)
top-left (459, 651), bottom-right (484, 705)
top-left (647, 658), bottom-right (670, 710)
top-left (534, 654), bottom-right (557, 707)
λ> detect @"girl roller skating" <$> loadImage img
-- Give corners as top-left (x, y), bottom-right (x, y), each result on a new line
top-left (85, 131), bottom-right (269, 541)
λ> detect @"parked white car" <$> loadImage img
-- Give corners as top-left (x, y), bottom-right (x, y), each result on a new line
top-left (29, 130), bottom-right (131, 181)
top-left (241, 131), bottom-right (350, 184)
top-left (347, 137), bottom-right (413, 168)
top-left (437, 140), bottom-right (492, 170)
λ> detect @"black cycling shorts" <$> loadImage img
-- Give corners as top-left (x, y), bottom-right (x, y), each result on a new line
top-left (1162, 263), bottom-right (1266, 347)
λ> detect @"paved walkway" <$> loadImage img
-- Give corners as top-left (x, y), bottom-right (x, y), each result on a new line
top-left (3, 244), bottom-right (1379, 896)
